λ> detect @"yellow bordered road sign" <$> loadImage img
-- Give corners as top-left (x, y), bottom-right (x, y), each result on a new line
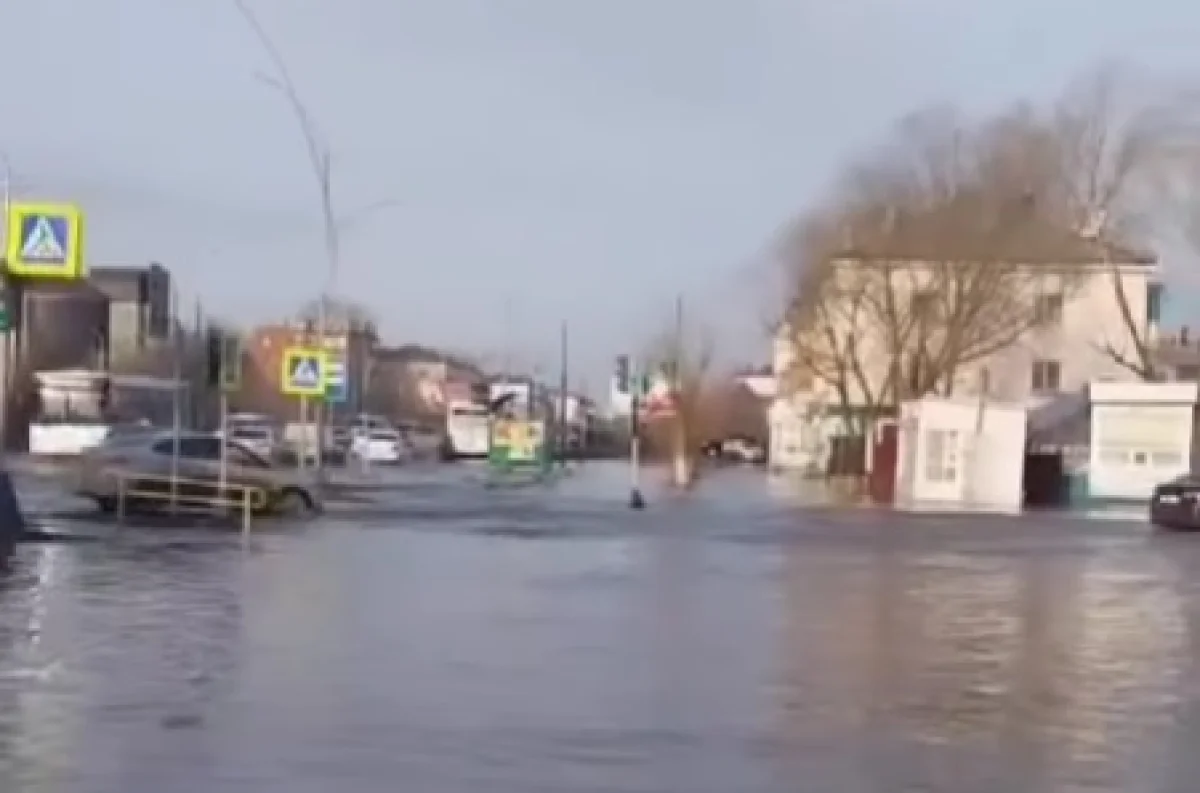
top-left (5, 202), bottom-right (85, 279)
top-left (281, 347), bottom-right (327, 396)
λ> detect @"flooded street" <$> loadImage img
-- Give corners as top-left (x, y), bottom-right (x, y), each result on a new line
top-left (1, 462), bottom-right (1199, 791)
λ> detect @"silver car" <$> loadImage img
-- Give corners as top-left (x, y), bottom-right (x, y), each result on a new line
top-left (75, 430), bottom-right (323, 517)
top-left (226, 423), bottom-right (277, 461)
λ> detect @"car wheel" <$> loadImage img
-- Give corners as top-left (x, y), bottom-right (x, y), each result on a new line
top-left (276, 487), bottom-right (316, 518)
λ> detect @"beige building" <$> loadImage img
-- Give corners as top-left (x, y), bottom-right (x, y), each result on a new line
top-left (769, 233), bottom-right (1162, 471)
top-left (778, 237), bottom-right (1160, 410)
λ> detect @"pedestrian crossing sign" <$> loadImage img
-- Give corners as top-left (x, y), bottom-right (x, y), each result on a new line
top-left (281, 347), bottom-right (327, 396)
top-left (5, 202), bottom-right (85, 279)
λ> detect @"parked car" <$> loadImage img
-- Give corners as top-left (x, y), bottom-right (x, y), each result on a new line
top-left (1149, 474), bottom-right (1200, 530)
top-left (349, 428), bottom-right (409, 464)
top-left (702, 436), bottom-right (767, 465)
top-left (74, 431), bottom-right (323, 517)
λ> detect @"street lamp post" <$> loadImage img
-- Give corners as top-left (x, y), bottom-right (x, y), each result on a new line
top-left (234, 0), bottom-right (399, 476)
top-left (233, 0), bottom-right (339, 476)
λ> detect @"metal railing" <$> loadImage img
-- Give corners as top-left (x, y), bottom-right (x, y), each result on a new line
top-left (109, 470), bottom-right (266, 539)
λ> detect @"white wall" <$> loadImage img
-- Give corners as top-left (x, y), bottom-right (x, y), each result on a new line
top-left (972, 266), bottom-right (1155, 405)
top-left (896, 397), bottom-right (1026, 512)
top-left (768, 396), bottom-right (830, 474)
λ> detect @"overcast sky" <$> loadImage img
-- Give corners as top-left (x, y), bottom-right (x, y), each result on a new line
top-left (2, 0), bottom-right (1198, 387)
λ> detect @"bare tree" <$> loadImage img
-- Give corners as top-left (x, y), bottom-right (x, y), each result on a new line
top-left (297, 296), bottom-right (378, 332)
top-left (642, 307), bottom-right (715, 488)
top-left (232, 0), bottom-right (341, 465)
top-left (781, 108), bottom-right (1088, 435)
top-left (1011, 65), bottom-right (1200, 378)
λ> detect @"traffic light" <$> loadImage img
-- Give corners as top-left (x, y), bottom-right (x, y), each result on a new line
top-left (221, 333), bottom-right (242, 390)
top-left (614, 355), bottom-right (629, 393)
top-left (206, 329), bottom-right (222, 387)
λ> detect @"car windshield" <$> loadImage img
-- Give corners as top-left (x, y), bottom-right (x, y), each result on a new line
top-left (369, 431), bottom-right (399, 441)
top-left (100, 427), bottom-right (159, 447)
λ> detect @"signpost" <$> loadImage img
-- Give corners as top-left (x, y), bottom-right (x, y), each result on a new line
top-left (281, 347), bottom-right (327, 469)
top-left (5, 203), bottom-right (85, 279)
top-left (325, 355), bottom-right (348, 405)
top-left (627, 362), bottom-right (650, 509)
top-left (1, 200), bottom-right (86, 454)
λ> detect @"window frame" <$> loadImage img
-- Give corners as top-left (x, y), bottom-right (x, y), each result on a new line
top-left (1031, 359), bottom-right (1062, 394)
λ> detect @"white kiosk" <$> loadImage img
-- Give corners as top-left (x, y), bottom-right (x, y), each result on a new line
top-left (1087, 381), bottom-right (1199, 502)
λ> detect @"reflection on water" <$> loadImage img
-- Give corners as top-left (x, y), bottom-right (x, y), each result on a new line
top-left (774, 529), bottom-right (1194, 791)
top-left (0, 466), bottom-right (1199, 791)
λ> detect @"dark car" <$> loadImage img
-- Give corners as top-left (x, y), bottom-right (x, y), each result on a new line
top-left (1149, 474), bottom-right (1200, 530)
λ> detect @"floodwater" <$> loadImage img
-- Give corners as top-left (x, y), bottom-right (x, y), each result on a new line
top-left (1, 462), bottom-right (1199, 792)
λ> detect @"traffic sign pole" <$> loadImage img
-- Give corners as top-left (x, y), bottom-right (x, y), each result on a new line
top-left (627, 361), bottom-right (645, 510)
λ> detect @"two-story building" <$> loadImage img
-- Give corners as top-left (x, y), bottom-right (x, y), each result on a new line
top-left (770, 228), bottom-right (1162, 473)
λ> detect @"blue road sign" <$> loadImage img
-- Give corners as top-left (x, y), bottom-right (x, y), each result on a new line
top-left (325, 357), bottom-right (348, 404)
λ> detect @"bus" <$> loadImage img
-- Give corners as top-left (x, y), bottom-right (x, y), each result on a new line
top-left (443, 399), bottom-right (490, 460)
top-left (29, 369), bottom-right (186, 457)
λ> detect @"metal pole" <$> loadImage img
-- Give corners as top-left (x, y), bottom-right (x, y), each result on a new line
top-left (297, 395), bottom-right (308, 470)
top-left (219, 389), bottom-right (228, 497)
top-left (169, 287), bottom-right (181, 514)
top-left (0, 156), bottom-right (11, 456)
top-left (558, 320), bottom-right (568, 466)
top-left (314, 303), bottom-right (325, 475)
top-left (628, 368), bottom-right (645, 509)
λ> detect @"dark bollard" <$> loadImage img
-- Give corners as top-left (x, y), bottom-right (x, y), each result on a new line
top-left (0, 471), bottom-right (28, 560)
top-left (628, 488), bottom-right (646, 510)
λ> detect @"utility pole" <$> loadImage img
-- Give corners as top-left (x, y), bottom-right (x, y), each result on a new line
top-left (558, 320), bottom-right (568, 465)
top-left (169, 285), bottom-right (183, 513)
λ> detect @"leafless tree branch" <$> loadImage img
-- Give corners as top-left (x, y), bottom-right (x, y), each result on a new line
top-left (232, 0), bottom-right (340, 294)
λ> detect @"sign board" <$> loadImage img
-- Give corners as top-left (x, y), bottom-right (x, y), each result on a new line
top-left (221, 334), bottom-right (242, 391)
top-left (325, 356), bottom-right (348, 404)
top-left (640, 392), bottom-right (677, 420)
top-left (488, 419), bottom-right (549, 471)
top-left (5, 202), bottom-right (85, 279)
top-left (280, 347), bottom-right (327, 396)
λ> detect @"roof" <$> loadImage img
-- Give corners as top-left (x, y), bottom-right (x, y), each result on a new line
top-left (833, 216), bottom-right (1156, 266)
top-left (373, 344), bottom-right (481, 373)
top-left (88, 263), bottom-right (170, 302)
top-left (23, 280), bottom-right (109, 302)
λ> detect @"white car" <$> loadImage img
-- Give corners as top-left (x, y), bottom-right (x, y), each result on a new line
top-left (350, 428), bottom-right (408, 464)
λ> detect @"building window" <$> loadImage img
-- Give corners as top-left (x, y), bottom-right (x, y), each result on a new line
top-left (910, 290), bottom-right (937, 319)
top-left (1148, 282), bottom-right (1164, 325)
top-left (1033, 293), bottom-right (1064, 326)
top-left (923, 428), bottom-right (960, 483)
top-left (1031, 360), bottom-right (1061, 393)
top-left (1176, 364), bottom-right (1200, 381)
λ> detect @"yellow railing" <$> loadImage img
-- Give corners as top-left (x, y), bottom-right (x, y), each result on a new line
top-left (108, 470), bottom-right (267, 538)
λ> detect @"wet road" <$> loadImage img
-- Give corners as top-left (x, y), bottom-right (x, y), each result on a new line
top-left (1, 462), bottom-right (1198, 792)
